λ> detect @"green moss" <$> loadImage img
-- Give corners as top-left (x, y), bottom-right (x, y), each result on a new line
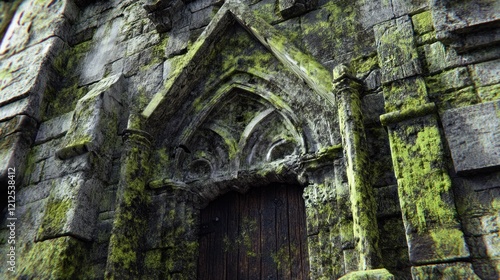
top-left (383, 77), bottom-right (428, 113)
top-left (412, 11), bottom-right (434, 35)
top-left (437, 86), bottom-right (480, 111)
top-left (350, 55), bottom-right (378, 74)
top-left (477, 83), bottom-right (500, 102)
top-left (429, 228), bottom-right (468, 259)
top-left (18, 236), bottom-right (87, 279)
top-left (106, 139), bottom-right (152, 279)
top-left (389, 124), bottom-right (458, 231)
top-left (43, 41), bottom-right (92, 120)
top-left (37, 198), bottom-right (71, 239)
top-left (339, 268), bottom-right (394, 280)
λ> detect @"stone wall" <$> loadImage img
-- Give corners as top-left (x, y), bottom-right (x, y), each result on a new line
top-left (0, 0), bottom-right (498, 279)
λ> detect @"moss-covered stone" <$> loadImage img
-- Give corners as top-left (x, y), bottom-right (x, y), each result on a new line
top-left (36, 197), bottom-right (71, 240)
top-left (17, 236), bottom-right (88, 279)
top-left (105, 133), bottom-right (152, 279)
top-left (412, 11), bottom-right (434, 35)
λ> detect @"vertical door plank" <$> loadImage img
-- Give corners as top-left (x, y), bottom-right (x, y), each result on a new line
top-left (288, 184), bottom-right (301, 279)
top-left (248, 187), bottom-right (262, 279)
top-left (276, 184), bottom-right (291, 280)
top-left (226, 192), bottom-right (239, 280)
top-left (238, 190), bottom-right (250, 280)
top-left (288, 184), bottom-right (307, 279)
top-left (198, 202), bottom-right (210, 279)
top-left (261, 184), bottom-right (277, 280)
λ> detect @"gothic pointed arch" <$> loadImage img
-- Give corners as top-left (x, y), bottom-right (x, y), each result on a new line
top-left (141, 1), bottom-right (340, 188)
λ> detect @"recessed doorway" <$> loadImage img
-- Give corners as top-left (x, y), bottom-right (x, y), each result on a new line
top-left (198, 183), bottom-right (310, 279)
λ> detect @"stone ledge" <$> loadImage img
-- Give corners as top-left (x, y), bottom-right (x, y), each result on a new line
top-left (380, 103), bottom-right (436, 126)
top-left (339, 268), bottom-right (394, 280)
top-left (411, 262), bottom-right (480, 279)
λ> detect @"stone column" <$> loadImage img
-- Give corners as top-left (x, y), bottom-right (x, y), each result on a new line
top-left (146, 179), bottom-right (201, 279)
top-left (301, 147), bottom-right (344, 279)
top-left (333, 65), bottom-right (393, 280)
top-left (374, 16), bottom-right (479, 278)
top-left (105, 129), bottom-right (153, 279)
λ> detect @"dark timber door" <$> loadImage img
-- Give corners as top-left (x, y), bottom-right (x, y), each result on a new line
top-left (198, 183), bottom-right (310, 280)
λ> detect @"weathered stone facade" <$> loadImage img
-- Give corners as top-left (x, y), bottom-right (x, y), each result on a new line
top-left (0, 0), bottom-right (499, 279)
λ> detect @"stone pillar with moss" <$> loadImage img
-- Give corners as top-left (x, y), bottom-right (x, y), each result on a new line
top-left (105, 128), bottom-right (153, 279)
top-left (333, 65), bottom-right (393, 280)
top-left (301, 147), bottom-right (344, 279)
top-left (145, 180), bottom-right (200, 279)
top-left (374, 16), bottom-right (480, 278)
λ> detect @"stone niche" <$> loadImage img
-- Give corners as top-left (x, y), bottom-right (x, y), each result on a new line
top-left (441, 100), bottom-right (500, 174)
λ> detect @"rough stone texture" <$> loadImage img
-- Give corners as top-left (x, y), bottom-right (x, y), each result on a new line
top-left (0, 0), bottom-right (499, 279)
top-left (34, 112), bottom-right (73, 145)
top-left (441, 100), bottom-right (500, 174)
top-left (411, 262), bottom-right (481, 280)
top-left (431, 0), bottom-right (500, 52)
top-left (374, 16), bottom-right (422, 84)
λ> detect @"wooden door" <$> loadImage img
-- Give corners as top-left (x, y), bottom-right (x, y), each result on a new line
top-left (198, 183), bottom-right (310, 280)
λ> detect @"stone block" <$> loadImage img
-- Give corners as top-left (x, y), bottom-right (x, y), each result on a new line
top-left (36, 172), bottom-right (102, 241)
top-left (165, 27), bottom-right (190, 58)
top-left (407, 227), bottom-right (471, 264)
top-left (435, 86), bottom-right (480, 111)
top-left (364, 69), bottom-right (381, 91)
top-left (470, 59), bottom-right (500, 87)
top-left (425, 67), bottom-right (472, 95)
top-left (374, 185), bottom-right (400, 218)
top-left (25, 159), bottom-right (44, 185)
top-left (392, 0), bottom-right (427, 18)
top-left (431, 0), bottom-right (500, 52)
top-left (378, 217), bottom-right (406, 249)
top-left (124, 52), bottom-right (141, 77)
top-left (361, 93), bottom-right (385, 124)
top-left (441, 100), bottom-right (500, 174)
top-left (0, 115), bottom-right (37, 139)
top-left (190, 5), bottom-right (215, 30)
top-left (412, 11), bottom-right (434, 35)
top-left (471, 259), bottom-right (500, 280)
top-left (17, 180), bottom-right (52, 207)
top-left (424, 42), bottom-right (464, 74)
top-left (0, 37), bottom-right (64, 108)
top-left (0, 0), bottom-right (71, 56)
top-left (40, 153), bottom-right (92, 182)
top-left (0, 131), bottom-right (35, 186)
top-left (79, 17), bottom-right (124, 86)
top-left (188, 0), bottom-right (214, 13)
top-left (477, 83), bottom-right (500, 102)
top-left (34, 111), bottom-right (73, 145)
top-left (357, 0), bottom-right (394, 30)
top-left (31, 137), bottom-right (64, 162)
top-left (483, 232), bottom-right (500, 258)
top-left (374, 16), bottom-right (422, 84)
top-left (411, 262), bottom-right (480, 279)
top-left (382, 76), bottom-right (429, 113)
top-left (57, 74), bottom-right (124, 160)
top-left (278, 0), bottom-right (316, 19)
top-left (431, 0), bottom-right (499, 36)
